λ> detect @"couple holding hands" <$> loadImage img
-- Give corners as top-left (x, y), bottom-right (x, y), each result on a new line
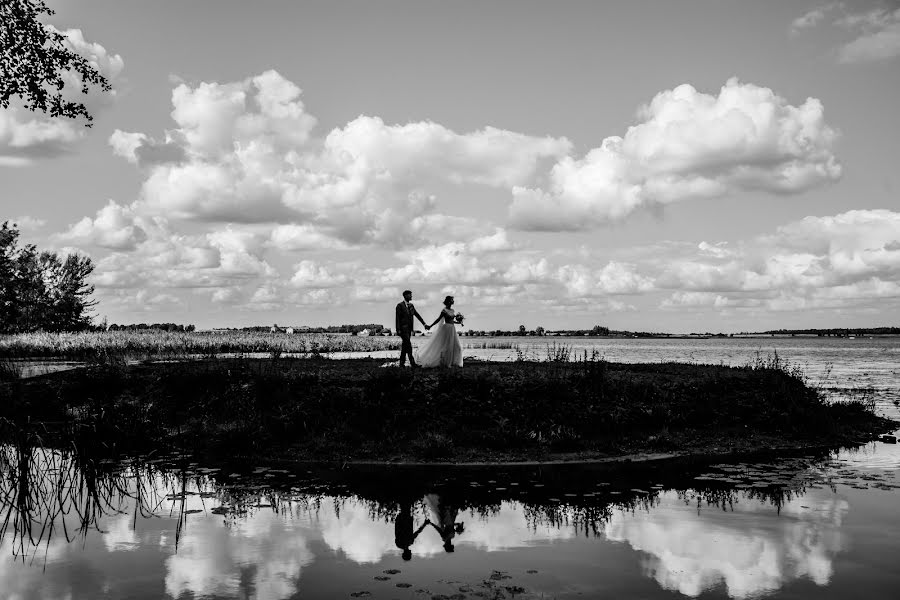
top-left (395, 290), bottom-right (463, 368)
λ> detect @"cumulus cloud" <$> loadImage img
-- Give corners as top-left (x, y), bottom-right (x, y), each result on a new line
top-left (289, 260), bottom-right (348, 288)
top-left (658, 209), bottom-right (900, 312)
top-left (0, 27), bottom-right (123, 166)
top-left (63, 202), bottom-right (277, 300)
top-left (56, 201), bottom-right (148, 250)
top-left (556, 261), bottom-right (654, 296)
top-left (510, 78), bottom-right (840, 230)
top-left (59, 70), bottom-right (896, 321)
top-left (111, 70), bottom-right (570, 245)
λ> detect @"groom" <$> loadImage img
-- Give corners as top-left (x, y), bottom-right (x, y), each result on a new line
top-left (395, 290), bottom-right (429, 368)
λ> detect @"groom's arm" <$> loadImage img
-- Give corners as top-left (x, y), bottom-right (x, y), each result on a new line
top-left (395, 303), bottom-right (403, 333)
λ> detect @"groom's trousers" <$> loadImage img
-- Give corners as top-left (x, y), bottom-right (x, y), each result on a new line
top-left (399, 331), bottom-right (416, 366)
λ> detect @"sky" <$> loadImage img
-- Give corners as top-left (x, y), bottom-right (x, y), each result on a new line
top-left (2, 0), bottom-right (899, 333)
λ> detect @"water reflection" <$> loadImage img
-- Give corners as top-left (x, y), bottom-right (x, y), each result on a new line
top-left (1, 441), bottom-right (899, 599)
top-left (604, 492), bottom-right (848, 598)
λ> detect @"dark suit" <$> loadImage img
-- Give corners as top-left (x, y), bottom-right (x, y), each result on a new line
top-left (395, 300), bottom-right (422, 366)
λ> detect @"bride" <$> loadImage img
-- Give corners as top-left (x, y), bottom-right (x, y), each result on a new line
top-left (416, 295), bottom-right (463, 368)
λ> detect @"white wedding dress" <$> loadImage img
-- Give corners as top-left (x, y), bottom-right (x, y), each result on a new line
top-left (416, 308), bottom-right (463, 368)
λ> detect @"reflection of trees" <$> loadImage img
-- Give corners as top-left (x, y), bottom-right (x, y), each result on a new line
top-left (676, 485), bottom-right (808, 516)
top-left (0, 441), bottom-right (212, 560)
top-left (1, 442), bottom-right (126, 561)
top-left (0, 437), bottom-right (845, 569)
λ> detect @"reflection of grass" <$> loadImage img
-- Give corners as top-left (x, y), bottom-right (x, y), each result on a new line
top-left (0, 441), bottom-right (190, 560)
top-left (0, 360), bottom-right (18, 382)
top-left (0, 330), bottom-right (399, 360)
top-left (0, 435), bottom-right (862, 561)
top-left (4, 355), bottom-right (895, 462)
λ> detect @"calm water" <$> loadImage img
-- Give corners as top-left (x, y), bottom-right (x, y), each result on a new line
top-left (2, 441), bottom-right (900, 600)
top-left (4, 336), bottom-right (899, 599)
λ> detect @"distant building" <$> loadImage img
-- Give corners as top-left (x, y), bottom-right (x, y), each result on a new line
top-left (285, 327), bottom-right (294, 334)
top-left (358, 328), bottom-right (370, 336)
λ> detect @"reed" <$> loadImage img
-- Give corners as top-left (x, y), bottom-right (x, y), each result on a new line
top-left (0, 360), bottom-right (18, 382)
top-left (0, 330), bottom-right (399, 360)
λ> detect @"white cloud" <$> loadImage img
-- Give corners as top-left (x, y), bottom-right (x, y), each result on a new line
top-left (556, 261), bottom-right (654, 296)
top-left (206, 227), bottom-right (274, 278)
top-left (605, 491), bottom-right (848, 598)
top-left (165, 509), bottom-right (314, 600)
top-left (108, 129), bottom-right (146, 163)
top-left (9, 215), bottom-right (46, 231)
top-left (69, 207), bottom-right (275, 298)
top-left (791, 5), bottom-right (833, 32)
top-left (0, 27), bottom-right (123, 166)
top-left (268, 224), bottom-right (348, 251)
top-left (383, 242), bottom-right (495, 285)
top-left (657, 209), bottom-right (900, 312)
top-left (791, 4), bottom-right (900, 64)
top-left (111, 70), bottom-right (569, 246)
top-left (323, 115), bottom-right (571, 189)
top-left (510, 78), bottom-right (840, 230)
top-left (289, 260), bottom-right (348, 288)
top-left (838, 7), bottom-right (900, 62)
top-left (56, 201), bottom-right (148, 250)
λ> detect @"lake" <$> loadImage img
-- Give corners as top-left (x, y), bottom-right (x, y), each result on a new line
top-left (2, 336), bottom-right (899, 599)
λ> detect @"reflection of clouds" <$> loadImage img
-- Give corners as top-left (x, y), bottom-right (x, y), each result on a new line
top-left (319, 502), bottom-right (404, 563)
top-left (165, 508), bottom-right (313, 600)
top-left (604, 492), bottom-right (848, 598)
top-left (0, 535), bottom-right (74, 600)
top-left (102, 512), bottom-right (139, 552)
top-left (458, 504), bottom-right (576, 552)
top-left (319, 501), bottom-right (577, 563)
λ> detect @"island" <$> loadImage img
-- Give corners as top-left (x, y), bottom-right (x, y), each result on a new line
top-left (2, 356), bottom-right (894, 466)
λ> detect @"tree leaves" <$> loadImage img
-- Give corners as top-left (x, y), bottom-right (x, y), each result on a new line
top-left (0, 221), bottom-right (96, 332)
top-left (0, 0), bottom-right (111, 125)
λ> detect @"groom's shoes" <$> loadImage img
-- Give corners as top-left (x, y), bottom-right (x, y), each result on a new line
top-left (410, 363), bottom-right (419, 370)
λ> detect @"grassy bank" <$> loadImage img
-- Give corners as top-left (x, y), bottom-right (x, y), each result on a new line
top-left (1, 357), bottom-right (894, 463)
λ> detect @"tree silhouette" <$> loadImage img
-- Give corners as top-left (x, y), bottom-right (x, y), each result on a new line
top-left (0, 221), bottom-right (96, 333)
top-left (1, 0), bottom-right (111, 125)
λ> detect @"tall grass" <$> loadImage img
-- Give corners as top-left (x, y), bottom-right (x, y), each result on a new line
top-left (465, 340), bottom-right (520, 350)
top-left (0, 360), bottom-right (18, 382)
top-left (744, 350), bottom-right (878, 413)
top-left (0, 330), bottom-right (399, 361)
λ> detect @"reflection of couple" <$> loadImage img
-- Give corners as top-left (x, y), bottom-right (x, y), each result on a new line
top-left (394, 492), bottom-right (464, 559)
top-left (394, 290), bottom-right (463, 369)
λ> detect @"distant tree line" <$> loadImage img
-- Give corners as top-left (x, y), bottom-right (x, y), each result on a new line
top-left (105, 323), bottom-right (196, 332)
top-left (1, 221), bottom-right (95, 333)
top-left (761, 327), bottom-right (900, 336)
top-left (229, 324), bottom-right (388, 335)
top-left (456, 325), bottom-right (673, 337)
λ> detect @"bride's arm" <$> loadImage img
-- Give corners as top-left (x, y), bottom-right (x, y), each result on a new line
top-left (429, 312), bottom-right (443, 328)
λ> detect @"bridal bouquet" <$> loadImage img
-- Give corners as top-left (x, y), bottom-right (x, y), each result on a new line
top-left (454, 312), bottom-right (465, 325)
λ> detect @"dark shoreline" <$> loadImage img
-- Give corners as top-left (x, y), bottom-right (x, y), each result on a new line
top-left (1, 357), bottom-right (895, 465)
